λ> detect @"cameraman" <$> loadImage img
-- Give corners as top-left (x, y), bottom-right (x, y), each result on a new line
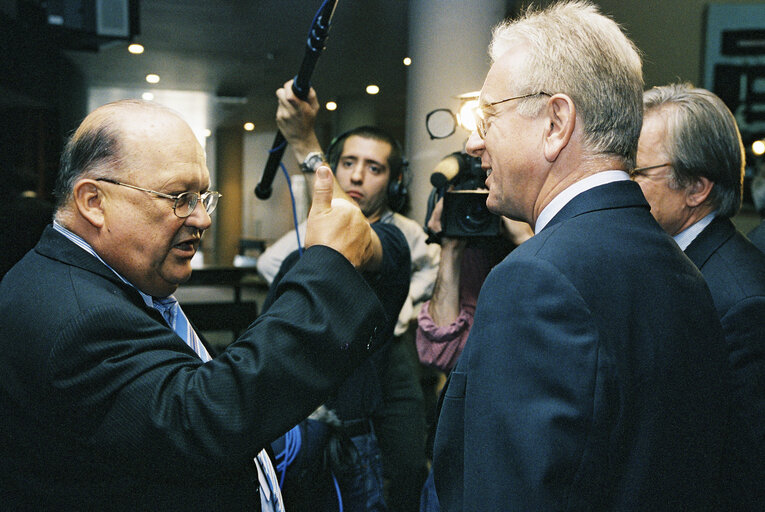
top-left (415, 184), bottom-right (532, 512)
top-left (416, 160), bottom-right (533, 373)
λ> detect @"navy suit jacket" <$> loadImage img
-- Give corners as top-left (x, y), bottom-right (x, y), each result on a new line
top-left (0, 226), bottom-right (386, 511)
top-left (433, 180), bottom-right (735, 511)
top-left (685, 216), bottom-right (765, 504)
top-left (748, 219), bottom-right (765, 254)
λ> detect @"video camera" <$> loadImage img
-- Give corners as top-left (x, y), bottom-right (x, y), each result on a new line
top-left (424, 151), bottom-right (501, 241)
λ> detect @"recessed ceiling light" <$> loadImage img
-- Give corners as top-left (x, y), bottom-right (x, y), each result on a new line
top-left (366, 85), bottom-right (380, 95)
top-left (145, 74), bottom-right (160, 84)
top-left (203, 129), bottom-right (212, 138)
top-left (128, 43), bottom-right (144, 54)
top-left (325, 101), bottom-right (337, 111)
top-left (243, 122), bottom-right (255, 131)
top-left (141, 92), bottom-right (154, 101)
top-left (403, 57), bottom-right (411, 66)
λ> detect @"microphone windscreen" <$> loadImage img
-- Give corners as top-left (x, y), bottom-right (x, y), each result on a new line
top-left (430, 155), bottom-right (461, 189)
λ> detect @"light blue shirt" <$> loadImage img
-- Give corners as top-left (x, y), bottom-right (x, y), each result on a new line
top-left (673, 212), bottom-right (716, 251)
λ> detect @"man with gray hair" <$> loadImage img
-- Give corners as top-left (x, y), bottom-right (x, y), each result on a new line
top-left (634, 83), bottom-right (765, 505)
top-left (432, 2), bottom-right (738, 510)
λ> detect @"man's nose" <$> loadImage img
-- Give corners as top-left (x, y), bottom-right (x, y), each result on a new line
top-left (350, 163), bottom-right (364, 182)
top-left (185, 202), bottom-right (212, 231)
top-left (465, 130), bottom-right (484, 158)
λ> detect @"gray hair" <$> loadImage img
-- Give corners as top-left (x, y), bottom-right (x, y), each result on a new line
top-left (643, 83), bottom-right (744, 219)
top-left (488, 1), bottom-right (644, 168)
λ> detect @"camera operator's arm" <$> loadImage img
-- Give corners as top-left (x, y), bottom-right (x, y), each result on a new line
top-left (425, 199), bottom-right (467, 325)
top-left (416, 198), bottom-right (471, 372)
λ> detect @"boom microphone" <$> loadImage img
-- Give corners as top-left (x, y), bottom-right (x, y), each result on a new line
top-left (255, 0), bottom-right (339, 200)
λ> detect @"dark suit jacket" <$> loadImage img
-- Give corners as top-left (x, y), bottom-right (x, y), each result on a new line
top-left (685, 216), bottom-right (765, 505)
top-left (0, 226), bottom-right (386, 511)
top-left (433, 180), bottom-right (735, 511)
top-left (748, 219), bottom-right (765, 254)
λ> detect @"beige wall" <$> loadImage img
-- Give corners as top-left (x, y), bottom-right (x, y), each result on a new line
top-left (535, 0), bottom-right (760, 88)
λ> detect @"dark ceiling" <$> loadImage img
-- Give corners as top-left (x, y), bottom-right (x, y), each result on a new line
top-left (42, 0), bottom-right (410, 132)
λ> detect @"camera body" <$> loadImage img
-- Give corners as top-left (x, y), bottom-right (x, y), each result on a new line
top-left (442, 189), bottom-right (499, 238)
top-left (428, 151), bottom-right (500, 239)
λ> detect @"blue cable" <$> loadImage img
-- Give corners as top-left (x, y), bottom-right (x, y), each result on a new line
top-left (331, 471), bottom-right (344, 512)
top-left (275, 425), bottom-right (302, 488)
top-left (279, 163), bottom-right (304, 257)
top-left (266, 141), bottom-right (303, 257)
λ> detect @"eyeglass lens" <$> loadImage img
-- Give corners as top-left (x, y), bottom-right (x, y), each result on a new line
top-left (174, 192), bottom-right (219, 218)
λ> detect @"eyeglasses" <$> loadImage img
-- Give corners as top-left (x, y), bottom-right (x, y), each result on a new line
top-left (96, 178), bottom-right (221, 218)
top-left (474, 92), bottom-right (552, 139)
top-left (628, 162), bottom-right (673, 180)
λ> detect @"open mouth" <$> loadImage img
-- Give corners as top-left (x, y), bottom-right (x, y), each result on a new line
top-left (173, 238), bottom-right (199, 255)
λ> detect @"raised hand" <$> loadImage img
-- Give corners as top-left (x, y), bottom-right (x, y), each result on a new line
top-left (305, 166), bottom-right (377, 268)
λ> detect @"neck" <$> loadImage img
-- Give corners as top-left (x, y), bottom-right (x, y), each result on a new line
top-left (532, 155), bottom-right (627, 225)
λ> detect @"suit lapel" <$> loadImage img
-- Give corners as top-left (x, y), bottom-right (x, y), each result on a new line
top-left (684, 216), bottom-right (735, 269)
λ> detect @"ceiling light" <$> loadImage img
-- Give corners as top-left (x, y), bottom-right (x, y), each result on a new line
top-left (403, 57), bottom-right (411, 66)
top-left (243, 122), bottom-right (255, 131)
top-left (145, 74), bottom-right (160, 84)
top-left (753, 140), bottom-right (765, 156)
top-left (203, 129), bottom-right (212, 138)
top-left (325, 101), bottom-right (337, 111)
top-left (366, 85), bottom-right (380, 95)
top-left (128, 43), bottom-right (144, 54)
top-left (141, 92), bottom-right (154, 101)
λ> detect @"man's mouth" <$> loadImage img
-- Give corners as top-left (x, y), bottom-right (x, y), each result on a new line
top-left (173, 237), bottom-right (200, 254)
top-left (347, 191), bottom-right (363, 201)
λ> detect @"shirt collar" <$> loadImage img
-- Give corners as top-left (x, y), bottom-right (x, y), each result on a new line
top-left (673, 211), bottom-right (717, 251)
top-left (535, 170), bottom-right (630, 233)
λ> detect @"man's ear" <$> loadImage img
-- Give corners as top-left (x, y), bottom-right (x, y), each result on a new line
top-left (686, 176), bottom-right (714, 208)
top-left (543, 94), bottom-right (576, 162)
top-left (73, 179), bottom-right (106, 228)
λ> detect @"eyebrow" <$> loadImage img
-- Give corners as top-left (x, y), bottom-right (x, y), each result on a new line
top-left (340, 155), bottom-right (387, 168)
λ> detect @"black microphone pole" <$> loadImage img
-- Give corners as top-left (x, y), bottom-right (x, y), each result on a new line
top-left (255, 0), bottom-right (339, 200)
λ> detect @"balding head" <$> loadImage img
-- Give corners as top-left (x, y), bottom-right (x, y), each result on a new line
top-left (54, 100), bottom-right (197, 216)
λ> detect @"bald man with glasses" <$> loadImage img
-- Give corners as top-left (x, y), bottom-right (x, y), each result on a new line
top-left (0, 99), bottom-right (390, 511)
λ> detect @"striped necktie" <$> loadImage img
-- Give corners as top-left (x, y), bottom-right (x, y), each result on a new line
top-left (152, 296), bottom-right (284, 511)
top-left (152, 296), bottom-right (210, 361)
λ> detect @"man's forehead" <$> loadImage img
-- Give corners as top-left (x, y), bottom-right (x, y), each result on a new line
top-left (340, 135), bottom-right (392, 163)
top-left (481, 44), bottom-right (528, 105)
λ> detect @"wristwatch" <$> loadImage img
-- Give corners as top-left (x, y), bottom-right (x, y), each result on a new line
top-left (300, 151), bottom-right (326, 173)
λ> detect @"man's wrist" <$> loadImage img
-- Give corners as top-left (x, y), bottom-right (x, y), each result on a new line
top-left (300, 151), bottom-right (326, 173)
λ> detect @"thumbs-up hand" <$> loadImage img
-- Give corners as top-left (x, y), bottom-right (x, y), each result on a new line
top-left (305, 166), bottom-right (376, 268)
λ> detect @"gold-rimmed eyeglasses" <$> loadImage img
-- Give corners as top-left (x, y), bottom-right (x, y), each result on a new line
top-left (473, 91), bottom-right (552, 139)
top-left (96, 178), bottom-right (221, 218)
top-left (628, 162), bottom-right (673, 180)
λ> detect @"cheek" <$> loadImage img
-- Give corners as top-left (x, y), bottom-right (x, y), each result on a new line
top-left (334, 169), bottom-right (350, 188)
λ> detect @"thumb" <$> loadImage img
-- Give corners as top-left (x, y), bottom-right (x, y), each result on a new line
top-left (311, 165), bottom-right (334, 213)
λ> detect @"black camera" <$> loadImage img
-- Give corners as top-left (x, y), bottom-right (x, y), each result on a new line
top-left (425, 151), bottom-right (500, 240)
